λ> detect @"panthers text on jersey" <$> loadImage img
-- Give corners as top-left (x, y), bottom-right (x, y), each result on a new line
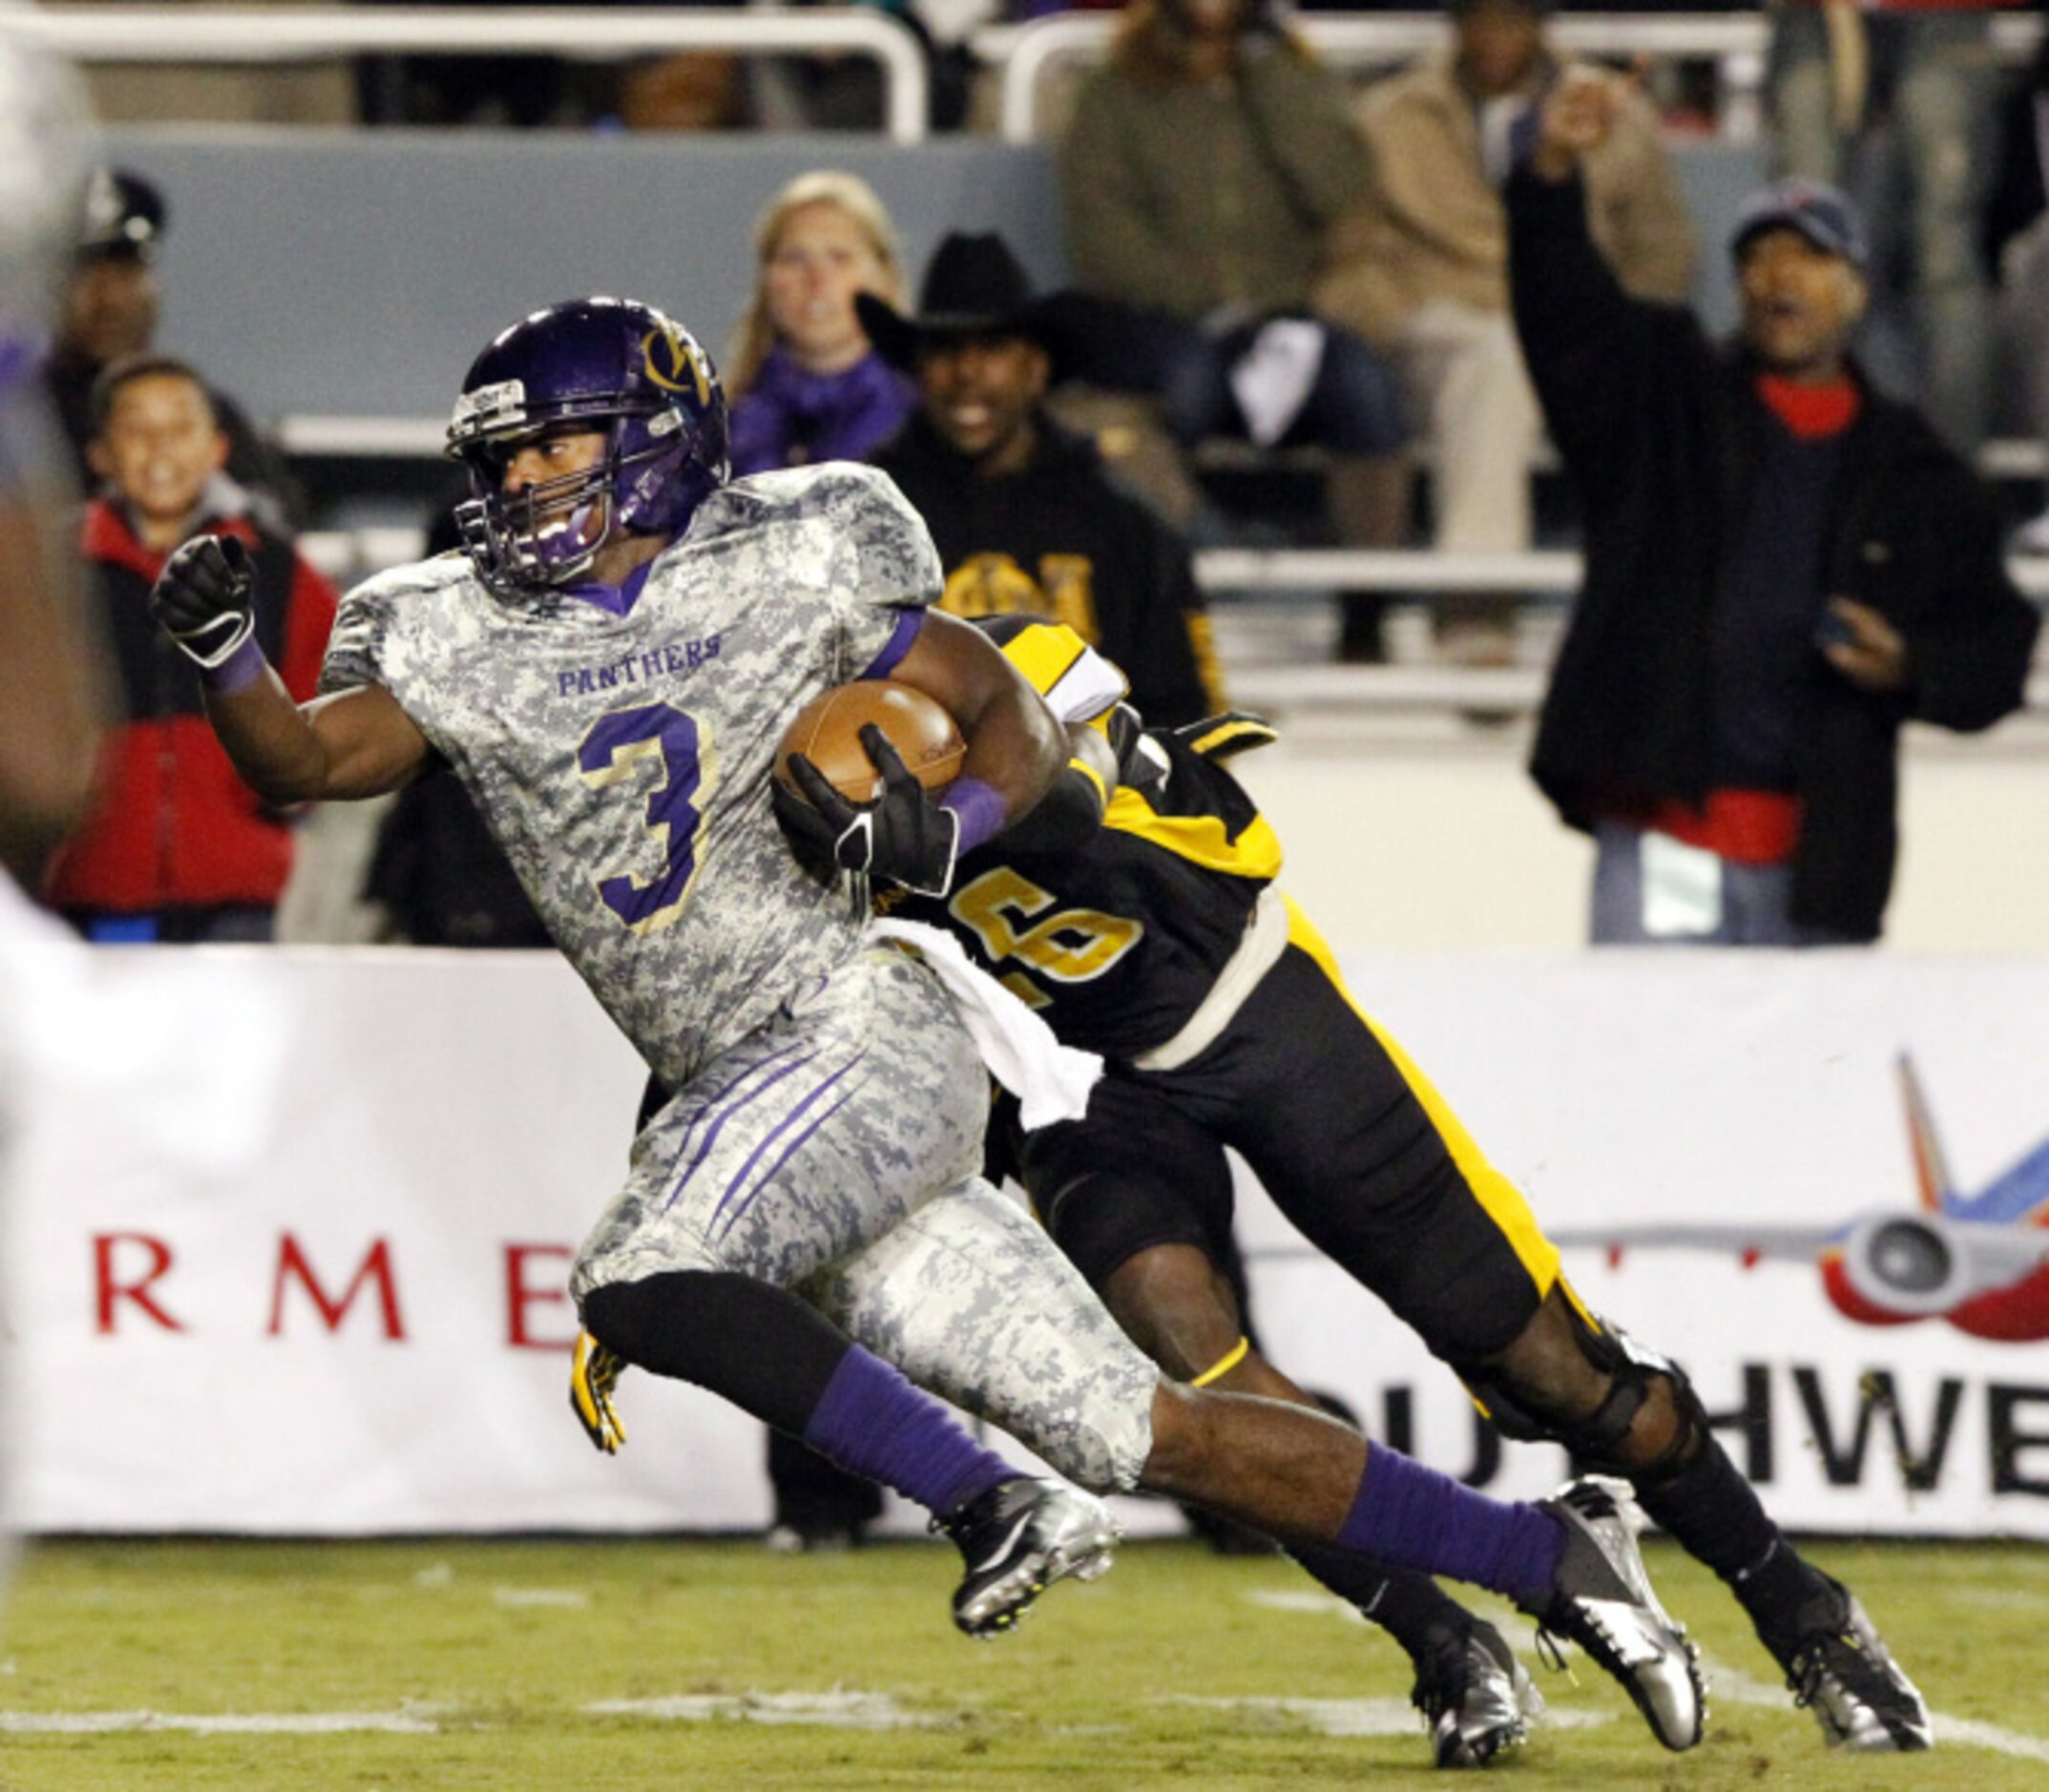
top-left (887, 619), bottom-right (1281, 1062)
top-left (320, 462), bottom-right (940, 1090)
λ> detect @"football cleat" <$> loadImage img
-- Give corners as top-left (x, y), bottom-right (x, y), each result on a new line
top-left (932, 1475), bottom-right (1120, 1640)
top-left (1770, 1574), bottom-right (1932, 1752)
top-left (1411, 1616), bottom-right (1543, 1770)
top-left (1517, 1475), bottom-right (1706, 1752)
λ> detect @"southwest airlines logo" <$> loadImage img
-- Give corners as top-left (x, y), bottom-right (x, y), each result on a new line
top-left (1554, 1056), bottom-right (2049, 1343)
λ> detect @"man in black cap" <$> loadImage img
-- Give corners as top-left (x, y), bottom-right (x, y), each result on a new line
top-left (863, 232), bottom-right (1223, 728)
top-left (45, 169), bottom-right (166, 461)
top-left (1512, 70), bottom-right (2039, 954)
top-left (45, 167), bottom-right (297, 526)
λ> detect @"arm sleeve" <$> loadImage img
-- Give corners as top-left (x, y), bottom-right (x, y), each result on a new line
top-left (1507, 164), bottom-right (1692, 484)
top-left (826, 464), bottom-right (942, 680)
top-left (1060, 74), bottom-right (1217, 317)
top-left (318, 581), bottom-right (396, 697)
top-left (1903, 480), bottom-right (2043, 733)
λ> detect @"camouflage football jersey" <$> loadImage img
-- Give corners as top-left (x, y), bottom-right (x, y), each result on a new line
top-left (321, 462), bottom-right (938, 1090)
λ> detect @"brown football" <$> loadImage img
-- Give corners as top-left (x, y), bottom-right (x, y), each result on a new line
top-left (775, 679), bottom-right (967, 803)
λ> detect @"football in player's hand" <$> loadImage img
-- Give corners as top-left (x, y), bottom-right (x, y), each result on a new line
top-left (776, 679), bottom-right (966, 802)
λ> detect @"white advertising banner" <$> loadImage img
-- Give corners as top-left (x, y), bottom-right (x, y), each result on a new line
top-left (7, 947), bottom-right (2047, 1538)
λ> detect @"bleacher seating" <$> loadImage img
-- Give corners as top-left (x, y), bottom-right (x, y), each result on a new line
top-left (108, 128), bottom-right (1767, 441)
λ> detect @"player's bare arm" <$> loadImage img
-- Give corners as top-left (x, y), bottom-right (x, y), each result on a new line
top-left (150, 533), bottom-right (431, 803)
top-left (887, 606), bottom-right (1066, 823)
top-left (778, 608), bottom-right (1070, 896)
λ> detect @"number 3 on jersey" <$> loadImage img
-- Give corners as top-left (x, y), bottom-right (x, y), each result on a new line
top-left (578, 702), bottom-right (715, 933)
top-left (948, 865), bottom-right (1142, 1008)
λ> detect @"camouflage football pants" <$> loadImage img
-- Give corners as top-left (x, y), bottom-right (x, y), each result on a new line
top-left (572, 945), bottom-right (1159, 1490)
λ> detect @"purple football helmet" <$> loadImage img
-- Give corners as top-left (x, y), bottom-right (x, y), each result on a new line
top-left (446, 296), bottom-right (729, 595)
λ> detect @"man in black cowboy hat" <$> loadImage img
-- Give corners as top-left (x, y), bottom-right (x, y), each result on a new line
top-left (863, 232), bottom-right (1223, 727)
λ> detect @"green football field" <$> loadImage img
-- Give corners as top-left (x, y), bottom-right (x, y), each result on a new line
top-left (1, 1535), bottom-right (2043, 1790)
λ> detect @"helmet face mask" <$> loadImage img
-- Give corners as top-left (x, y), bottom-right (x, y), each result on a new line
top-left (446, 299), bottom-right (729, 599)
top-left (455, 423), bottom-right (623, 590)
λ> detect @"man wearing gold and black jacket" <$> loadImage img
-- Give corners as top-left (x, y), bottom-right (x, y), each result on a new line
top-left (862, 233), bottom-right (1224, 729)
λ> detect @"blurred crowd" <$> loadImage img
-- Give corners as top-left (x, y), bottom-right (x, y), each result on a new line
top-left (25, 0), bottom-right (2049, 955)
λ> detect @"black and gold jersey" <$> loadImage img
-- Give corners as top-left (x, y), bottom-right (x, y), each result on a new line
top-left (892, 618), bottom-right (1280, 1061)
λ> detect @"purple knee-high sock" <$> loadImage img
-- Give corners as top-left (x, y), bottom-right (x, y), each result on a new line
top-left (802, 1345), bottom-right (1015, 1517)
top-left (1336, 1443), bottom-right (1564, 1602)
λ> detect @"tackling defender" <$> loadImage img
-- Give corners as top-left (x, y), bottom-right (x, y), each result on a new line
top-left (834, 615), bottom-right (1930, 1759)
top-left (154, 298), bottom-right (1700, 1744)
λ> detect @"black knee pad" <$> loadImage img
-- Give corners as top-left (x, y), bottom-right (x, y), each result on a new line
top-left (581, 1270), bottom-right (849, 1436)
top-left (1461, 1309), bottom-right (1706, 1479)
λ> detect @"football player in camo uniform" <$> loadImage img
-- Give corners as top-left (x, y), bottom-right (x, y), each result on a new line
top-left (867, 614), bottom-right (1930, 1761)
top-left (155, 298), bottom-right (1703, 1745)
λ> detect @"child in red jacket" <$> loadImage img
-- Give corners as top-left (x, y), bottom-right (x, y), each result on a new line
top-left (43, 355), bottom-right (337, 942)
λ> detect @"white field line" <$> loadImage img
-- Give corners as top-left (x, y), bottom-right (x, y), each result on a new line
top-left (586, 1690), bottom-right (940, 1730)
top-left (1941, 1587), bottom-right (2049, 1612)
top-left (491, 1587), bottom-right (589, 1609)
top-left (1246, 1587), bottom-right (2049, 1763)
top-left (1160, 1695), bottom-right (1611, 1738)
top-left (1243, 1589), bottom-right (1367, 1622)
top-left (0, 1709), bottom-right (440, 1735)
top-left (1702, 1656), bottom-right (2049, 1765)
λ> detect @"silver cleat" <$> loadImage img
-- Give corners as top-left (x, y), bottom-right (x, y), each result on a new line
top-left (934, 1475), bottom-right (1120, 1640)
top-left (1778, 1578), bottom-right (1932, 1752)
top-left (1517, 1474), bottom-right (1707, 1752)
top-left (1411, 1617), bottom-right (1544, 1769)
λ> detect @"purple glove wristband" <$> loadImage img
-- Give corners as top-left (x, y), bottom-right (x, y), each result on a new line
top-left (937, 776), bottom-right (1007, 856)
top-left (199, 634), bottom-right (268, 697)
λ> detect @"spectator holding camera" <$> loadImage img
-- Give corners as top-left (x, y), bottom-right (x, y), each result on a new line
top-left (1057, 0), bottom-right (1408, 658)
top-left (1512, 69), bottom-right (2039, 947)
top-left (725, 171), bottom-right (917, 477)
top-left (41, 356), bottom-right (336, 942)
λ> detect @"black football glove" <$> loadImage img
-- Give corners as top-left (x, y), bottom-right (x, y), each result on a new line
top-left (774, 723), bottom-right (962, 897)
top-left (150, 534), bottom-right (256, 670)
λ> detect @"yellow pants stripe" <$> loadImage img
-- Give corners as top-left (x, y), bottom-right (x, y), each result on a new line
top-left (1189, 1336), bottom-right (1251, 1387)
top-left (1281, 895), bottom-right (1562, 1302)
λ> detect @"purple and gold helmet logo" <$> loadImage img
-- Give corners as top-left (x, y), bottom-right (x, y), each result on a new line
top-left (641, 326), bottom-right (709, 405)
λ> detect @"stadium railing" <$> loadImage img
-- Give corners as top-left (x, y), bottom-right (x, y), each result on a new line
top-left (10, 5), bottom-right (932, 143)
top-left (980, 9), bottom-right (2045, 147)
top-left (291, 528), bottom-right (2049, 719)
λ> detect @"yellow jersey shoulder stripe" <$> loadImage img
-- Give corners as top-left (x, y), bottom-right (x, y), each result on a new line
top-left (1102, 789), bottom-right (1284, 882)
top-left (1186, 717), bottom-right (1278, 760)
top-left (1000, 621), bottom-right (1127, 723)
